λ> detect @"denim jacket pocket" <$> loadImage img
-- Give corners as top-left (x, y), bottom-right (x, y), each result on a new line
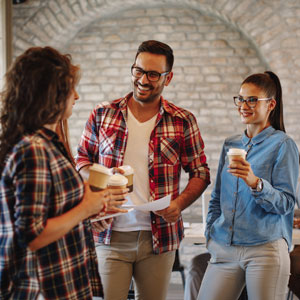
top-left (251, 163), bottom-right (272, 180)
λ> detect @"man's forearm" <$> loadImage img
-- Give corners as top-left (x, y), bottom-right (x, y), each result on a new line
top-left (79, 165), bottom-right (91, 181)
top-left (175, 177), bottom-right (209, 211)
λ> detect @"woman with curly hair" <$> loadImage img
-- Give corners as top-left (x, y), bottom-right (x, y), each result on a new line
top-left (0, 46), bottom-right (127, 300)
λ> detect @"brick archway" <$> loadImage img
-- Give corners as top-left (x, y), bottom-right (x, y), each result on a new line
top-left (14, 0), bottom-right (295, 71)
top-left (14, 0), bottom-right (300, 118)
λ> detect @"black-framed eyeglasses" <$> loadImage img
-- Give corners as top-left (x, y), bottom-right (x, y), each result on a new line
top-left (233, 96), bottom-right (272, 108)
top-left (131, 65), bottom-right (169, 82)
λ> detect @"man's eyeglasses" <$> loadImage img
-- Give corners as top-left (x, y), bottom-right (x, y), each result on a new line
top-left (131, 66), bottom-right (169, 82)
top-left (233, 96), bottom-right (272, 108)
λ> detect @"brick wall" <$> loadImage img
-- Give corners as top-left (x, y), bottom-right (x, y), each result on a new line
top-left (11, 0), bottom-right (300, 273)
top-left (0, 0), bottom-right (4, 89)
top-left (0, 24), bottom-right (3, 90)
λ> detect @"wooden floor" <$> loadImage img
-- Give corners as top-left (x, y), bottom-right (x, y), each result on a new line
top-left (167, 283), bottom-right (184, 300)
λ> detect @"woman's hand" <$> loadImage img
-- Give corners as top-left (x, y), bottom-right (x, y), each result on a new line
top-left (81, 182), bottom-right (110, 217)
top-left (227, 157), bottom-right (259, 189)
top-left (91, 187), bottom-right (129, 232)
top-left (106, 187), bottom-right (129, 214)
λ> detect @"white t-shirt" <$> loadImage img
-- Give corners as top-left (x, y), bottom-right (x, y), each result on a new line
top-left (112, 108), bottom-right (157, 231)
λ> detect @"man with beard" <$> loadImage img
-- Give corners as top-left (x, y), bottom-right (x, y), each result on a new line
top-left (76, 40), bottom-right (210, 300)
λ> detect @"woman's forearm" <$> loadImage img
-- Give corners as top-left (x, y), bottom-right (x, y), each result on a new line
top-left (28, 201), bottom-right (89, 251)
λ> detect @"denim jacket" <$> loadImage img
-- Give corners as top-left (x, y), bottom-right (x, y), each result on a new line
top-left (206, 126), bottom-right (299, 250)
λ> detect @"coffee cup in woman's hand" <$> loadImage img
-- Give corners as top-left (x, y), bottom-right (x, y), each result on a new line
top-left (227, 148), bottom-right (247, 164)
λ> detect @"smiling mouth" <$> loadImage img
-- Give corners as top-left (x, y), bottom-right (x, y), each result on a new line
top-left (241, 111), bottom-right (253, 117)
top-left (136, 82), bottom-right (152, 92)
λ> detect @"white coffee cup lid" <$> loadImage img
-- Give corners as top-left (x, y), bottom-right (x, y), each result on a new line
top-left (108, 174), bottom-right (128, 186)
top-left (227, 148), bottom-right (247, 156)
top-left (89, 163), bottom-right (111, 175)
top-left (119, 165), bottom-right (134, 175)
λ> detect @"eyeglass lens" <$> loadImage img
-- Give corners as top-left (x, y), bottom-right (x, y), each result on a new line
top-left (235, 96), bottom-right (258, 107)
top-left (132, 67), bottom-right (161, 81)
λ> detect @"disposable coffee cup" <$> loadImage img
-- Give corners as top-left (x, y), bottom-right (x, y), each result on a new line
top-left (227, 148), bottom-right (247, 164)
top-left (107, 174), bottom-right (128, 190)
top-left (88, 164), bottom-right (111, 191)
top-left (118, 165), bottom-right (134, 192)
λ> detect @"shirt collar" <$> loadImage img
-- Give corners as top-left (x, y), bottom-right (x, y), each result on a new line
top-left (39, 127), bottom-right (60, 142)
top-left (117, 92), bottom-right (178, 118)
top-left (117, 92), bottom-right (186, 124)
top-left (242, 126), bottom-right (275, 146)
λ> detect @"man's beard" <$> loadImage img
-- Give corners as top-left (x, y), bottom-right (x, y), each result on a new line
top-left (132, 81), bottom-right (162, 104)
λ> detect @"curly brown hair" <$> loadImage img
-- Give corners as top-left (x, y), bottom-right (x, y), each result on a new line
top-left (0, 46), bottom-right (80, 173)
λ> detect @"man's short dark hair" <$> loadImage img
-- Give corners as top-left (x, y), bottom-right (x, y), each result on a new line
top-left (135, 40), bottom-right (174, 71)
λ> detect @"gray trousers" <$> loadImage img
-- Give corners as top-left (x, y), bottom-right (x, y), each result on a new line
top-left (197, 239), bottom-right (289, 300)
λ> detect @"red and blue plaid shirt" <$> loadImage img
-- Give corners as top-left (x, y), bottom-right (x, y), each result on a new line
top-left (0, 128), bottom-right (102, 299)
top-left (76, 93), bottom-right (210, 254)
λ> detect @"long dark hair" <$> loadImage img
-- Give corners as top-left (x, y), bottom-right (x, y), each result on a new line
top-left (135, 40), bottom-right (174, 71)
top-left (241, 71), bottom-right (285, 132)
top-left (0, 46), bottom-right (79, 173)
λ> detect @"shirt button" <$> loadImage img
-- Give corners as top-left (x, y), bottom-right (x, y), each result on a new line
top-left (152, 220), bottom-right (156, 224)
top-left (229, 226), bottom-right (232, 230)
top-left (232, 209), bottom-right (235, 213)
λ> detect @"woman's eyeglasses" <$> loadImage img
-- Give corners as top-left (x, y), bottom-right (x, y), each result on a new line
top-left (233, 96), bottom-right (272, 108)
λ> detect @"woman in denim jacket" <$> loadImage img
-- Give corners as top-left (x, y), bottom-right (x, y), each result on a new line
top-left (198, 71), bottom-right (299, 300)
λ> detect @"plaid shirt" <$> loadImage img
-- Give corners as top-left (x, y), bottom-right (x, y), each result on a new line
top-left (0, 128), bottom-right (102, 299)
top-left (76, 93), bottom-right (210, 254)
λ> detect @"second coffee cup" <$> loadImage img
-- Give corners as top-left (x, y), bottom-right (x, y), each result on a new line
top-left (107, 174), bottom-right (128, 190)
top-left (118, 165), bottom-right (134, 192)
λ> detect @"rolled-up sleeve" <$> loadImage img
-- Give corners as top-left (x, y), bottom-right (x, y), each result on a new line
top-left (76, 108), bottom-right (100, 171)
top-left (13, 143), bottom-right (50, 246)
top-left (181, 113), bottom-right (210, 184)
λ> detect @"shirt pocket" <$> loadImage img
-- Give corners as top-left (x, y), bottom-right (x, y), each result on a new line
top-left (99, 127), bottom-right (117, 156)
top-left (251, 163), bottom-right (272, 180)
top-left (160, 137), bottom-right (180, 165)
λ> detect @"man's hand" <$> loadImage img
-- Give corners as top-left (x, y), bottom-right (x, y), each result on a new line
top-left (155, 200), bottom-right (181, 223)
top-left (92, 219), bottom-right (113, 232)
top-left (154, 177), bottom-right (209, 223)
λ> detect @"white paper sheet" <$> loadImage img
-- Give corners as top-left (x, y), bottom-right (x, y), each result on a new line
top-left (90, 208), bottom-right (134, 222)
top-left (122, 194), bottom-right (171, 211)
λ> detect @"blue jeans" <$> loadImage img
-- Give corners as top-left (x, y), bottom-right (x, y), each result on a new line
top-left (197, 238), bottom-right (290, 300)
